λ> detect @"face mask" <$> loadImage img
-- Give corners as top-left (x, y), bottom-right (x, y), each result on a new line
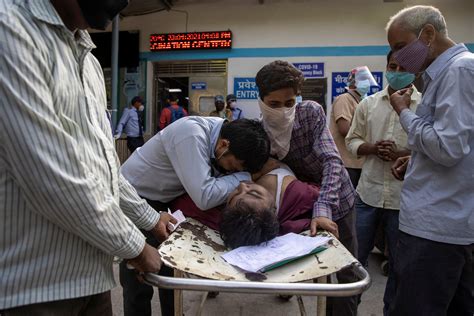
top-left (78, 0), bottom-right (129, 30)
top-left (258, 99), bottom-right (296, 159)
top-left (385, 71), bottom-right (415, 90)
top-left (229, 101), bottom-right (237, 109)
top-left (393, 28), bottom-right (430, 74)
top-left (296, 95), bottom-right (303, 104)
top-left (356, 79), bottom-right (370, 97)
top-left (138, 105), bottom-right (145, 112)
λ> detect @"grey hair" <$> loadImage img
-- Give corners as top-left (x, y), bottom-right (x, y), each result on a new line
top-left (386, 5), bottom-right (448, 37)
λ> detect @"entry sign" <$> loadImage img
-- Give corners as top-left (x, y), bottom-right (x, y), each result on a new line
top-left (191, 82), bottom-right (207, 90)
top-left (234, 78), bottom-right (259, 99)
top-left (331, 71), bottom-right (383, 101)
top-left (293, 63), bottom-right (324, 78)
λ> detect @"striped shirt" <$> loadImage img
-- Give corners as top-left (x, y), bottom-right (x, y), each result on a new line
top-left (282, 101), bottom-right (356, 221)
top-left (0, 0), bottom-right (159, 309)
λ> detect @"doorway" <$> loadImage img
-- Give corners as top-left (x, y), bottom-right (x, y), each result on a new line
top-left (153, 60), bottom-right (228, 133)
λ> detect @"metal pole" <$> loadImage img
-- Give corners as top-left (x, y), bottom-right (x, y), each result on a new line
top-left (111, 15), bottom-right (120, 129)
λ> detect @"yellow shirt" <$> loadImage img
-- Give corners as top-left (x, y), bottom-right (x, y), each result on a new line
top-left (345, 87), bottom-right (421, 210)
top-left (329, 90), bottom-right (365, 169)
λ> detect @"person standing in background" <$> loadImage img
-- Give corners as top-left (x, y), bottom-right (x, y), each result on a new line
top-left (115, 96), bottom-right (146, 153)
top-left (226, 94), bottom-right (244, 120)
top-left (346, 50), bottom-right (421, 314)
top-left (159, 94), bottom-right (188, 130)
top-left (329, 66), bottom-right (377, 188)
top-left (209, 95), bottom-right (233, 120)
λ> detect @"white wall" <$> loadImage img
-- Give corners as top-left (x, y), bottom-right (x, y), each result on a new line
top-left (119, 0), bottom-right (473, 50)
top-left (114, 0), bottom-right (474, 119)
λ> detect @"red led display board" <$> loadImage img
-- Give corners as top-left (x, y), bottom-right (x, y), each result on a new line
top-left (150, 31), bottom-right (232, 51)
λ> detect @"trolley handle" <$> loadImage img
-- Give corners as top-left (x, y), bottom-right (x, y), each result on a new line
top-left (144, 262), bottom-right (371, 297)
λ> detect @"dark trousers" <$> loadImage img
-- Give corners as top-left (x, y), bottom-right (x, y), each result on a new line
top-left (389, 232), bottom-right (473, 316)
top-left (355, 196), bottom-right (400, 315)
top-left (2, 292), bottom-right (112, 316)
top-left (326, 208), bottom-right (359, 316)
top-left (346, 167), bottom-right (362, 190)
top-left (127, 136), bottom-right (144, 153)
top-left (119, 199), bottom-right (175, 316)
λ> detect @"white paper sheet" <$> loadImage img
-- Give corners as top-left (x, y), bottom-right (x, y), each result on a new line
top-left (167, 209), bottom-right (186, 232)
top-left (221, 233), bottom-right (331, 273)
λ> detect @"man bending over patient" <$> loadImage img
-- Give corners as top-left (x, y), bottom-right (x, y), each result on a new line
top-left (120, 117), bottom-right (270, 316)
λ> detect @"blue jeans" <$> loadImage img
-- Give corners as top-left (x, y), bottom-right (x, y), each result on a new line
top-left (355, 196), bottom-right (400, 315)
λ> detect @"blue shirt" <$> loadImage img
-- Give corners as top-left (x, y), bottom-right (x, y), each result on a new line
top-left (399, 44), bottom-right (474, 245)
top-left (115, 107), bottom-right (143, 137)
top-left (231, 107), bottom-right (243, 120)
top-left (120, 117), bottom-right (251, 209)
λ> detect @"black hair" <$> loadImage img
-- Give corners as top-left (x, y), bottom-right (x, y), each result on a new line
top-left (219, 119), bottom-right (270, 173)
top-left (255, 60), bottom-right (305, 99)
top-left (169, 93), bottom-right (179, 102)
top-left (220, 201), bottom-right (279, 249)
top-left (131, 96), bottom-right (143, 105)
top-left (386, 50), bottom-right (393, 65)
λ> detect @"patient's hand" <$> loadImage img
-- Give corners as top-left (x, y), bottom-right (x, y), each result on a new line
top-left (310, 217), bottom-right (339, 239)
top-left (252, 158), bottom-right (280, 181)
top-left (150, 212), bottom-right (178, 242)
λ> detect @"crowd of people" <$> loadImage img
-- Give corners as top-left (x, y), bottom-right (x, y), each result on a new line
top-left (0, 1), bottom-right (472, 316)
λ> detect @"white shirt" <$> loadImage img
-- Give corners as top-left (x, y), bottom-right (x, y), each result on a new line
top-left (121, 116), bottom-right (251, 210)
top-left (0, 0), bottom-right (158, 309)
top-left (346, 87), bottom-right (421, 210)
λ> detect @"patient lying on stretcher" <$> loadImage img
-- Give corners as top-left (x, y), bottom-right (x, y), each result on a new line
top-left (170, 163), bottom-right (339, 249)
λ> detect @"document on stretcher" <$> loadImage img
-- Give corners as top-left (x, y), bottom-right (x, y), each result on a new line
top-left (167, 210), bottom-right (186, 232)
top-left (221, 233), bottom-right (331, 273)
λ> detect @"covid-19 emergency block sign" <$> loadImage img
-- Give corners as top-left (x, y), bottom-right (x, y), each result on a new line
top-left (331, 72), bottom-right (383, 101)
top-left (293, 63), bottom-right (325, 78)
top-left (234, 78), bottom-right (259, 99)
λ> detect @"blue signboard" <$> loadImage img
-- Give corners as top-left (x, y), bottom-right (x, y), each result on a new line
top-left (191, 82), bottom-right (207, 90)
top-left (234, 77), bottom-right (259, 99)
top-left (293, 62), bottom-right (325, 78)
top-left (331, 71), bottom-right (383, 101)
top-left (370, 72), bottom-right (383, 95)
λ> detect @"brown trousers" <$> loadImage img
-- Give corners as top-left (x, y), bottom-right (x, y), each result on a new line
top-left (1, 291), bottom-right (112, 316)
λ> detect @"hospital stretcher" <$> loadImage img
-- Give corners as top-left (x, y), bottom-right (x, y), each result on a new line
top-left (144, 218), bottom-right (371, 316)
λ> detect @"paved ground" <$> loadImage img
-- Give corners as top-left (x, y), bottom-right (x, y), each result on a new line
top-left (111, 251), bottom-right (387, 316)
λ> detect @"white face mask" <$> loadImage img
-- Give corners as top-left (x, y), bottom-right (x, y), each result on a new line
top-left (229, 101), bottom-right (237, 109)
top-left (138, 105), bottom-right (145, 112)
top-left (258, 98), bottom-right (296, 159)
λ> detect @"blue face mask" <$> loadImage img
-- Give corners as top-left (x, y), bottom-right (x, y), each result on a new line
top-left (385, 71), bottom-right (416, 90)
top-left (356, 79), bottom-right (370, 97)
top-left (296, 95), bottom-right (303, 104)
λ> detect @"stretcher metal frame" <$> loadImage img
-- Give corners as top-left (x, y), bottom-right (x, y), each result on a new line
top-left (145, 262), bottom-right (370, 296)
top-left (143, 219), bottom-right (371, 315)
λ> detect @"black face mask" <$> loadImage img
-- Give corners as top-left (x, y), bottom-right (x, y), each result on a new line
top-left (78, 0), bottom-right (129, 30)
